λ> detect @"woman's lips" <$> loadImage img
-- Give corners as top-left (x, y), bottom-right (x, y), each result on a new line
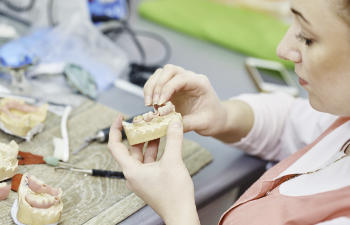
top-left (298, 77), bottom-right (309, 86)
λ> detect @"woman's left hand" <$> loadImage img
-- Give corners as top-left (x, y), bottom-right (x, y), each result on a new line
top-left (108, 115), bottom-right (200, 225)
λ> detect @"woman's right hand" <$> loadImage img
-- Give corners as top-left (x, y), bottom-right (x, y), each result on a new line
top-left (144, 64), bottom-right (226, 137)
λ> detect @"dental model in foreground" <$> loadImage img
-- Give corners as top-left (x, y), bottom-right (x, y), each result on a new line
top-left (122, 102), bottom-right (182, 145)
top-left (0, 140), bottom-right (19, 182)
top-left (0, 98), bottom-right (48, 140)
top-left (17, 174), bottom-right (63, 225)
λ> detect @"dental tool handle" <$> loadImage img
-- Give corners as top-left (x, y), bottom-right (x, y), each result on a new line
top-left (96, 115), bottom-right (138, 143)
top-left (92, 169), bottom-right (125, 179)
top-left (95, 128), bottom-right (110, 143)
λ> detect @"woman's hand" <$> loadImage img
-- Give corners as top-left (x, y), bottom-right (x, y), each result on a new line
top-left (143, 64), bottom-right (226, 137)
top-left (108, 115), bottom-right (200, 225)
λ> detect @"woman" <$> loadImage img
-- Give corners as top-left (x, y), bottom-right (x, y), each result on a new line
top-left (108, 0), bottom-right (350, 224)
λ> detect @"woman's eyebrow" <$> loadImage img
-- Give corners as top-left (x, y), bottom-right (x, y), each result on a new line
top-left (291, 8), bottom-right (311, 25)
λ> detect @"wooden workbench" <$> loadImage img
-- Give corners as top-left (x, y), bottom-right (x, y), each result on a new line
top-left (0, 101), bottom-right (212, 224)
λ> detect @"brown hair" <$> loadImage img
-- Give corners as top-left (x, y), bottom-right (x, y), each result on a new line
top-left (334, 0), bottom-right (350, 25)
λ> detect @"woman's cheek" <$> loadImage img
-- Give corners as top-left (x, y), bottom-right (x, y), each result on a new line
top-left (304, 48), bottom-right (326, 79)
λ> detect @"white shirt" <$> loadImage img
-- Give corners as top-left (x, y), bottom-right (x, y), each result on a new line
top-left (231, 93), bottom-right (350, 225)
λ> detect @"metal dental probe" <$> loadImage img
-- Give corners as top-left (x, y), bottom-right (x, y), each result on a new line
top-left (73, 115), bottom-right (136, 155)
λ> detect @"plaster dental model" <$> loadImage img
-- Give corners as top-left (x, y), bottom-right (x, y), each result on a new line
top-left (122, 102), bottom-right (182, 145)
top-left (0, 140), bottom-right (19, 182)
top-left (16, 174), bottom-right (63, 225)
top-left (0, 182), bottom-right (10, 200)
top-left (0, 98), bottom-right (48, 140)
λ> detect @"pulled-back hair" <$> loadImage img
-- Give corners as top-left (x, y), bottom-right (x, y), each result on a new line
top-left (334, 0), bottom-right (350, 25)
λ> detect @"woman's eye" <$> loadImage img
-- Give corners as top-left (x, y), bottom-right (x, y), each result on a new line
top-left (296, 33), bottom-right (313, 46)
top-left (304, 38), bottom-right (313, 46)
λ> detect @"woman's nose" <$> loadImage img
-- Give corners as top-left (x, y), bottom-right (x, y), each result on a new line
top-left (277, 46), bottom-right (301, 63)
top-left (276, 28), bottom-right (302, 63)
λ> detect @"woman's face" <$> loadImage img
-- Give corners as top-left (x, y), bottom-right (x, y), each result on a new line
top-left (277, 0), bottom-right (350, 116)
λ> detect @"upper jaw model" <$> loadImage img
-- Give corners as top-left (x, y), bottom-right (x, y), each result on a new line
top-left (0, 98), bottom-right (48, 141)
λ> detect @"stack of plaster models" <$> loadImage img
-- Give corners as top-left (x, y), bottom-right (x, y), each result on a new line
top-left (122, 102), bottom-right (182, 145)
top-left (0, 141), bottom-right (19, 200)
top-left (13, 174), bottom-right (63, 225)
top-left (0, 98), bottom-right (48, 141)
top-left (0, 140), bottom-right (19, 181)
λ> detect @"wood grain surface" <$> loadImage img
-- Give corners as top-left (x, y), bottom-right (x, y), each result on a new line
top-left (0, 101), bottom-right (212, 225)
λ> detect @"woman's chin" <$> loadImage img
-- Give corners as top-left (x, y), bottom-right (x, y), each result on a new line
top-left (308, 96), bottom-right (326, 113)
top-left (309, 96), bottom-right (349, 116)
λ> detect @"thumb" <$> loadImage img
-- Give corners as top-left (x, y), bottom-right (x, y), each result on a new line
top-left (161, 117), bottom-right (184, 162)
top-left (108, 115), bottom-right (135, 170)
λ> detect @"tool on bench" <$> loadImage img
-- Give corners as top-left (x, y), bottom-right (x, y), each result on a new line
top-left (16, 151), bottom-right (125, 180)
top-left (72, 127), bottom-right (111, 155)
top-left (54, 166), bottom-right (125, 179)
top-left (73, 113), bottom-right (140, 155)
top-left (18, 151), bottom-right (72, 167)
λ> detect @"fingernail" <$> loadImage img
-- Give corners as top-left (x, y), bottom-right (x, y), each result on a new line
top-left (153, 94), bottom-right (159, 105)
top-left (145, 96), bottom-right (151, 106)
top-left (159, 95), bottom-right (166, 105)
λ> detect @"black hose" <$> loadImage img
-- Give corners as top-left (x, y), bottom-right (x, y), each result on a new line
top-left (1, 0), bottom-right (35, 12)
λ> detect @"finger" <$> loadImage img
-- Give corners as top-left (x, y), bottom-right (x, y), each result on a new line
top-left (155, 65), bottom-right (184, 105)
top-left (144, 68), bottom-right (162, 106)
top-left (182, 112), bottom-right (209, 133)
top-left (108, 114), bottom-right (124, 144)
top-left (108, 115), bottom-right (137, 169)
top-left (159, 73), bottom-right (203, 106)
top-left (161, 117), bottom-right (184, 163)
top-left (144, 139), bottom-right (160, 163)
top-left (130, 143), bottom-right (144, 162)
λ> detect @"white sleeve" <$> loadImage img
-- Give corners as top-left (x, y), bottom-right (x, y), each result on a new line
top-left (315, 217), bottom-right (350, 225)
top-left (230, 92), bottom-right (337, 161)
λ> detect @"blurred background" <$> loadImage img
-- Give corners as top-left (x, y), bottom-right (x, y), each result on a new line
top-left (0, 0), bottom-right (302, 108)
top-left (0, 2), bottom-right (306, 224)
